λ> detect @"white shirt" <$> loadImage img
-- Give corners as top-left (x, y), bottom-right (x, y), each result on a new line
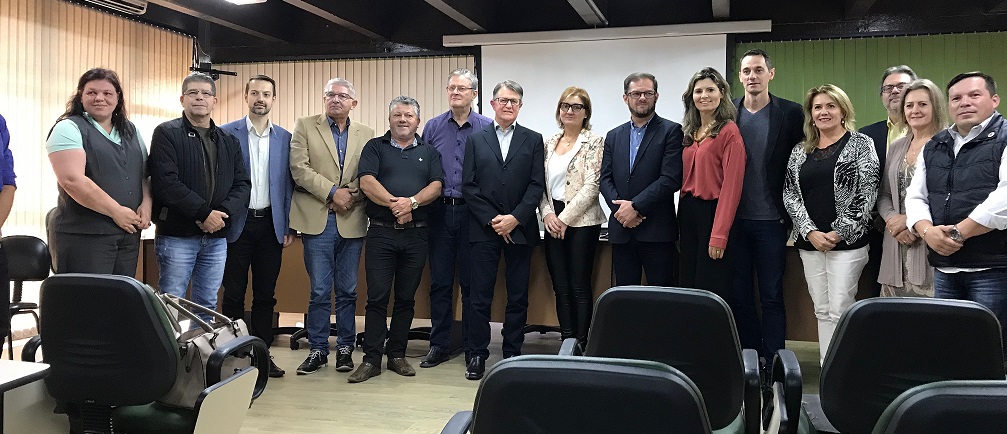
top-left (246, 117), bottom-right (272, 209)
top-left (904, 112), bottom-right (1007, 273)
top-left (495, 122), bottom-right (515, 161)
top-left (548, 142), bottom-right (580, 202)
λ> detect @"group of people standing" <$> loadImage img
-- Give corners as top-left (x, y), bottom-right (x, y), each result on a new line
top-left (29, 46), bottom-right (1007, 387)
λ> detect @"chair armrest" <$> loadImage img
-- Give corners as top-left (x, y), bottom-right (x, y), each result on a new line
top-left (206, 336), bottom-right (270, 402)
top-left (21, 335), bottom-right (42, 362)
top-left (742, 348), bottom-right (761, 434)
top-left (772, 349), bottom-right (803, 434)
top-left (440, 411), bottom-right (473, 434)
top-left (558, 338), bottom-right (582, 356)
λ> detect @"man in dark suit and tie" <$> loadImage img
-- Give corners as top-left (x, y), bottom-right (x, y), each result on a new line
top-left (220, 75), bottom-right (294, 378)
top-left (461, 80), bottom-right (545, 380)
top-left (600, 72), bottom-right (684, 286)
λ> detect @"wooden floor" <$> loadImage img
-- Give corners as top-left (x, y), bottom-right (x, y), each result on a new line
top-left (240, 315), bottom-right (823, 434)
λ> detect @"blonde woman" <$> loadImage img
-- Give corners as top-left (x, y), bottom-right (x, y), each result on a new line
top-left (877, 79), bottom-right (949, 297)
top-left (540, 86), bottom-right (605, 344)
top-left (783, 84), bottom-right (880, 364)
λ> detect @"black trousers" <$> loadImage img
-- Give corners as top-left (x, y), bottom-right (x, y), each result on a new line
top-left (611, 239), bottom-right (678, 287)
top-left (362, 226), bottom-right (428, 365)
top-left (49, 231), bottom-right (140, 276)
top-left (678, 194), bottom-right (733, 302)
top-left (467, 238), bottom-right (532, 359)
top-left (544, 200), bottom-right (600, 341)
top-left (221, 212), bottom-right (283, 346)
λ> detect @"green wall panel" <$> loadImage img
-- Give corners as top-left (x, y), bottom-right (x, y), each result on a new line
top-left (734, 32), bottom-right (1007, 129)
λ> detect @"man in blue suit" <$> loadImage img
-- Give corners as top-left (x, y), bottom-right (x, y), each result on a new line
top-left (220, 75), bottom-right (294, 378)
top-left (600, 72), bottom-right (684, 286)
top-left (461, 80), bottom-right (545, 380)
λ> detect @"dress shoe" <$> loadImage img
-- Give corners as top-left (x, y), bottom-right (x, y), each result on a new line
top-left (347, 362), bottom-right (381, 383)
top-left (465, 356), bottom-right (485, 380)
top-left (268, 357), bottom-right (285, 378)
top-left (419, 347), bottom-right (450, 368)
top-left (387, 357), bottom-right (416, 376)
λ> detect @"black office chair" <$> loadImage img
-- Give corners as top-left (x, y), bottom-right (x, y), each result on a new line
top-left (3, 235), bottom-right (51, 359)
top-left (870, 380), bottom-right (1007, 434)
top-left (797, 298), bottom-right (1005, 434)
top-left (24, 273), bottom-right (269, 433)
top-left (559, 286), bottom-right (774, 434)
top-left (440, 355), bottom-right (713, 434)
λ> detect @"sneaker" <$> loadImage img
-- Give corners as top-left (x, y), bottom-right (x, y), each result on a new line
top-left (268, 357), bottom-right (286, 378)
top-left (295, 350), bottom-right (327, 375)
top-left (334, 346), bottom-right (354, 372)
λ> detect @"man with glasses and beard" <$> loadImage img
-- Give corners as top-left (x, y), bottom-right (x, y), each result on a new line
top-left (600, 72), bottom-right (684, 286)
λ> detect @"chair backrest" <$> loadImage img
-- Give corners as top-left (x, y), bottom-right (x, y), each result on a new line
top-left (468, 355), bottom-right (712, 434)
top-left (872, 380), bottom-right (1007, 434)
top-left (40, 274), bottom-right (179, 406)
top-left (583, 286), bottom-right (744, 429)
top-left (2, 235), bottom-right (51, 282)
top-left (192, 366), bottom-right (258, 434)
top-left (821, 298), bottom-right (1006, 434)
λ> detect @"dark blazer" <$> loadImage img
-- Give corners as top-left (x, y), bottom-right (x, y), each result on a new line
top-left (148, 114), bottom-right (250, 238)
top-left (462, 123), bottom-right (545, 245)
top-left (859, 120), bottom-right (889, 171)
top-left (599, 114), bottom-right (684, 244)
top-left (220, 117), bottom-right (294, 244)
top-left (732, 93), bottom-right (805, 229)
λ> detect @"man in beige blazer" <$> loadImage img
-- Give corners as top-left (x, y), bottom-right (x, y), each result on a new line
top-left (289, 77), bottom-right (375, 375)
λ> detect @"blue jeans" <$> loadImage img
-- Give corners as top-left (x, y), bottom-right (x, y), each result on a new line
top-left (155, 234), bottom-right (227, 326)
top-left (302, 212), bottom-right (363, 354)
top-left (935, 268), bottom-right (1007, 357)
top-left (427, 201), bottom-right (470, 350)
top-left (730, 219), bottom-right (788, 360)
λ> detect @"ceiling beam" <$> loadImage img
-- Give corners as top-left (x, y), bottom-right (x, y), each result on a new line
top-left (425, 0), bottom-right (487, 32)
top-left (146, 0), bottom-right (287, 43)
top-left (567, 0), bottom-right (608, 26)
top-left (712, 0), bottom-right (730, 18)
top-left (282, 0), bottom-right (383, 39)
top-left (845, 0), bottom-right (878, 18)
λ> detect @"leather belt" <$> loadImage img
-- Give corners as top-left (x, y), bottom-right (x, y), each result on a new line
top-left (441, 197), bottom-right (466, 205)
top-left (370, 220), bottom-right (428, 230)
top-left (248, 207), bottom-right (271, 218)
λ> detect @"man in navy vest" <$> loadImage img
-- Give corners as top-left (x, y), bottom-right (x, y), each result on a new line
top-left (906, 71), bottom-right (1007, 358)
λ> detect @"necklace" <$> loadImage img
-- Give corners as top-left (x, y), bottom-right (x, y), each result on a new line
top-left (694, 122), bottom-right (715, 141)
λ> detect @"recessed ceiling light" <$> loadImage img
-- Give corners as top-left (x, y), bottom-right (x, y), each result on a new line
top-left (226, 0), bottom-right (267, 5)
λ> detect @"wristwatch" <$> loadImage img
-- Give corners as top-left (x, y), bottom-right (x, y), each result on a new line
top-left (409, 196), bottom-right (419, 210)
top-left (949, 225), bottom-right (965, 243)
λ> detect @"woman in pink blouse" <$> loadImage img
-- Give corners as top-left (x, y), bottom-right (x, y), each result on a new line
top-left (679, 67), bottom-right (747, 301)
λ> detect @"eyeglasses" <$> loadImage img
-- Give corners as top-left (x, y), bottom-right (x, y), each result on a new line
top-left (881, 83), bottom-right (909, 94)
top-left (446, 86), bottom-right (474, 93)
top-left (493, 98), bottom-right (521, 107)
top-left (559, 103), bottom-right (586, 112)
top-left (324, 92), bottom-right (354, 101)
top-left (184, 90), bottom-right (214, 98)
top-left (626, 91), bottom-right (657, 100)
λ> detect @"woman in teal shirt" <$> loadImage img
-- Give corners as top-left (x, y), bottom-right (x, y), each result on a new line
top-left (46, 68), bottom-right (151, 275)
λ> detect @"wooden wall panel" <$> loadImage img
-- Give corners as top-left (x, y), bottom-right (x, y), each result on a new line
top-left (0, 0), bottom-right (191, 238)
top-left (215, 56), bottom-right (476, 137)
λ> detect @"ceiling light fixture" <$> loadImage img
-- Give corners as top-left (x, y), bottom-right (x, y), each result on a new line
top-left (225, 0), bottom-right (267, 5)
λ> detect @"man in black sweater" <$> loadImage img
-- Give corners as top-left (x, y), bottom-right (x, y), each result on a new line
top-left (148, 72), bottom-right (250, 324)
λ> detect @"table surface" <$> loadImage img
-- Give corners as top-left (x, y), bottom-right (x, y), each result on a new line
top-left (0, 360), bottom-right (49, 393)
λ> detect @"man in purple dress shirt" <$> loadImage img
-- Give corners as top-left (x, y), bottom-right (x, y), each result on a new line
top-left (418, 69), bottom-right (492, 368)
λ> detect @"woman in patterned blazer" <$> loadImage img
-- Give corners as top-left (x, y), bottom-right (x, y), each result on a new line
top-left (783, 84), bottom-right (880, 365)
top-left (540, 86), bottom-right (606, 345)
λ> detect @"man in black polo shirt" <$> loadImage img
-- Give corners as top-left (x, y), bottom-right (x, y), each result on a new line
top-left (348, 96), bottom-right (444, 383)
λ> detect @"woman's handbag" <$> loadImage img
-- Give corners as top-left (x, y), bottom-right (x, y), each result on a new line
top-left (157, 293), bottom-right (253, 409)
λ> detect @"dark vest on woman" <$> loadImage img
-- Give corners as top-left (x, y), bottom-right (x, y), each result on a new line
top-left (49, 115), bottom-right (145, 235)
top-left (924, 113), bottom-right (1007, 268)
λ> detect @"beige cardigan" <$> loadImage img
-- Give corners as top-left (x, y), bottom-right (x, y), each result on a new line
top-left (539, 129), bottom-right (606, 227)
top-left (876, 133), bottom-right (933, 287)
